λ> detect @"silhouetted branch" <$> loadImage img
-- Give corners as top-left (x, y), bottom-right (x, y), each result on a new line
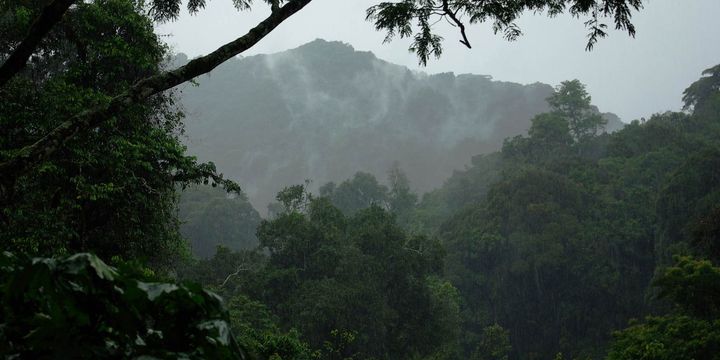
top-left (442, 0), bottom-right (471, 48)
top-left (0, 0), bottom-right (76, 87)
top-left (221, 266), bottom-right (251, 287)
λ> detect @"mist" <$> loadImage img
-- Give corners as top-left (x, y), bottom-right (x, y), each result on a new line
top-left (158, 0), bottom-right (720, 121)
top-left (178, 40), bottom-right (624, 210)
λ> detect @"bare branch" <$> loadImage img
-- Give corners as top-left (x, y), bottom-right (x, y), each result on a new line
top-left (0, 0), bottom-right (312, 180)
top-left (0, 0), bottom-right (76, 87)
top-left (403, 246), bottom-right (423, 255)
top-left (221, 265), bottom-right (252, 287)
top-left (442, 0), bottom-right (471, 48)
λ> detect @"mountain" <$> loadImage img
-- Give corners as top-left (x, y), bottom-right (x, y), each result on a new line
top-left (178, 39), bottom-right (622, 211)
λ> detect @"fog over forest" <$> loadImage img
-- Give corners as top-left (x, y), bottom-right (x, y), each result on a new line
top-left (2, 0), bottom-right (720, 359)
top-left (178, 39), bottom-right (623, 210)
top-left (158, 0), bottom-right (720, 121)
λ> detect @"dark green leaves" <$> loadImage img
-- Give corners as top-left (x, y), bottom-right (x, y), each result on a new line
top-left (682, 64), bottom-right (720, 112)
top-left (0, 252), bottom-right (245, 359)
top-left (608, 315), bottom-right (720, 360)
top-left (148, 0), bottom-right (182, 22)
top-left (654, 256), bottom-right (720, 319)
top-left (608, 256), bottom-right (720, 360)
top-left (0, 0), bottom-right (242, 267)
top-left (148, 0), bottom-right (254, 22)
top-left (366, 1), bottom-right (416, 43)
top-left (547, 79), bottom-right (608, 141)
top-left (366, 0), bottom-right (644, 65)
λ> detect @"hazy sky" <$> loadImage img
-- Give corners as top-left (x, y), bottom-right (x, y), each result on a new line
top-left (157, 1), bottom-right (720, 121)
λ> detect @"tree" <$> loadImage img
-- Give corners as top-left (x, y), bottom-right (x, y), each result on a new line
top-left (502, 112), bottom-right (573, 163)
top-left (178, 185), bottom-right (262, 259)
top-left (320, 172), bottom-right (388, 215)
top-left (387, 162), bottom-right (418, 227)
top-left (654, 256), bottom-right (720, 319)
top-left (607, 256), bottom-right (720, 360)
top-left (655, 148), bottom-right (720, 265)
top-left (691, 207), bottom-right (720, 264)
top-left (683, 64), bottom-right (720, 117)
top-left (528, 113), bottom-right (573, 150)
top-left (473, 324), bottom-right (512, 360)
top-left (0, 0), bottom-right (239, 267)
top-left (547, 79), bottom-right (607, 141)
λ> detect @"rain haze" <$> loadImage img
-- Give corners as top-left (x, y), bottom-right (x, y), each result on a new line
top-left (5, 0), bottom-right (720, 357)
top-left (158, 0), bottom-right (720, 121)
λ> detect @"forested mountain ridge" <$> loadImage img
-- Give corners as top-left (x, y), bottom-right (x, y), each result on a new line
top-left (176, 68), bottom-right (720, 359)
top-left (178, 39), bottom-right (623, 210)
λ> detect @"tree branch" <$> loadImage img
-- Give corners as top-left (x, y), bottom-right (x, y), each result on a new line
top-left (0, 0), bottom-right (76, 87)
top-left (442, 0), bottom-right (471, 49)
top-left (221, 266), bottom-right (251, 287)
top-left (0, 0), bottom-right (312, 179)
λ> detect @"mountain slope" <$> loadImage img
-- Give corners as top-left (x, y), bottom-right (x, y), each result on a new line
top-left (179, 39), bottom-right (621, 210)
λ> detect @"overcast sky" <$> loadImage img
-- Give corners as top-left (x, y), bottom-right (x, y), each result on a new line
top-left (157, 0), bottom-right (720, 121)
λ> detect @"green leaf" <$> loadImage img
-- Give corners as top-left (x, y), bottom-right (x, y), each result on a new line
top-left (137, 281), bottom-right (179, 301)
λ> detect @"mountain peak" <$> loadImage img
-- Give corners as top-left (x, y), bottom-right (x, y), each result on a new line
top-left (294, 38), bottom-right (356, 53)
top-left (180, 39), bottom-right (619, 210)
top-left (284, 38), bottom-right (379, 68)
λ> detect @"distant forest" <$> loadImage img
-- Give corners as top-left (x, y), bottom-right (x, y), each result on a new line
top-left (178, 39), bottom-right (624, 211)
top-left (177, 61), bottom-right (720, 359)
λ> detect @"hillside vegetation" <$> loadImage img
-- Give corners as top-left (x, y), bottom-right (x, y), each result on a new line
top-left (178, 40), bottom-right (623, 210)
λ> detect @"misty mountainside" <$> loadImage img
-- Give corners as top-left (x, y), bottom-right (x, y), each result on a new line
top-left (178, 39), bottom-right (623, 210)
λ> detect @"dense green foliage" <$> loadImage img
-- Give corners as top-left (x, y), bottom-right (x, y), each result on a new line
top-left (388, 67), bottom-right (720, 359)
top-left (608, 315), bottom-right (720, 360)
top-left (177, 70), bottom-right (720, 357)
top-left (0, 0), bottom-right (234, 268)
top-left (179, 185), bottom-right (261, 258)
top-left (183, 186), bottom-right (460, 359)
top-left (0, 0), bottom-right (241, 355)
top-left (318, 165), bottom-right (418, 225)
top-left (118, 61), bottom-right (720, 359)
top-left (607, 256), bottom-right (720, 360)
top-left (0, 251), bottom-right (244, 358)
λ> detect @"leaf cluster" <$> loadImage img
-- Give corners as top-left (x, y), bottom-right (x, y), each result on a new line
top-left (0, 251), bottom-right (245, 358)
top-left (367, 0), bottom-right (643, 65)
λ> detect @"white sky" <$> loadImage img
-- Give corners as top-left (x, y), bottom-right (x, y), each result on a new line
top-left (157, 0), bottom-right (720, 121)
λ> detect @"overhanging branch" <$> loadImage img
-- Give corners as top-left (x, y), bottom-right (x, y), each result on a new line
top-left (442, 0), bottom-right (471, 48)
top-left (0, 0), bottom-right (76, 87)
top-left (0, 0), bottom-right (312, 178)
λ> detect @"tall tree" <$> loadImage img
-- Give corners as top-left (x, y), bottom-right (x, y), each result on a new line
top-left (320, 172), bottom-right (388, 215)
top-left (178, 185), bottom-right (261, 259)
top-left (683, 64), bottom-right (720, 117)
top-left (547, 79), bottom-right (607, 141)
top-left (387, 162), bottom-right (418, 223)
top-left (0, 0), bottom-right (238, 266)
